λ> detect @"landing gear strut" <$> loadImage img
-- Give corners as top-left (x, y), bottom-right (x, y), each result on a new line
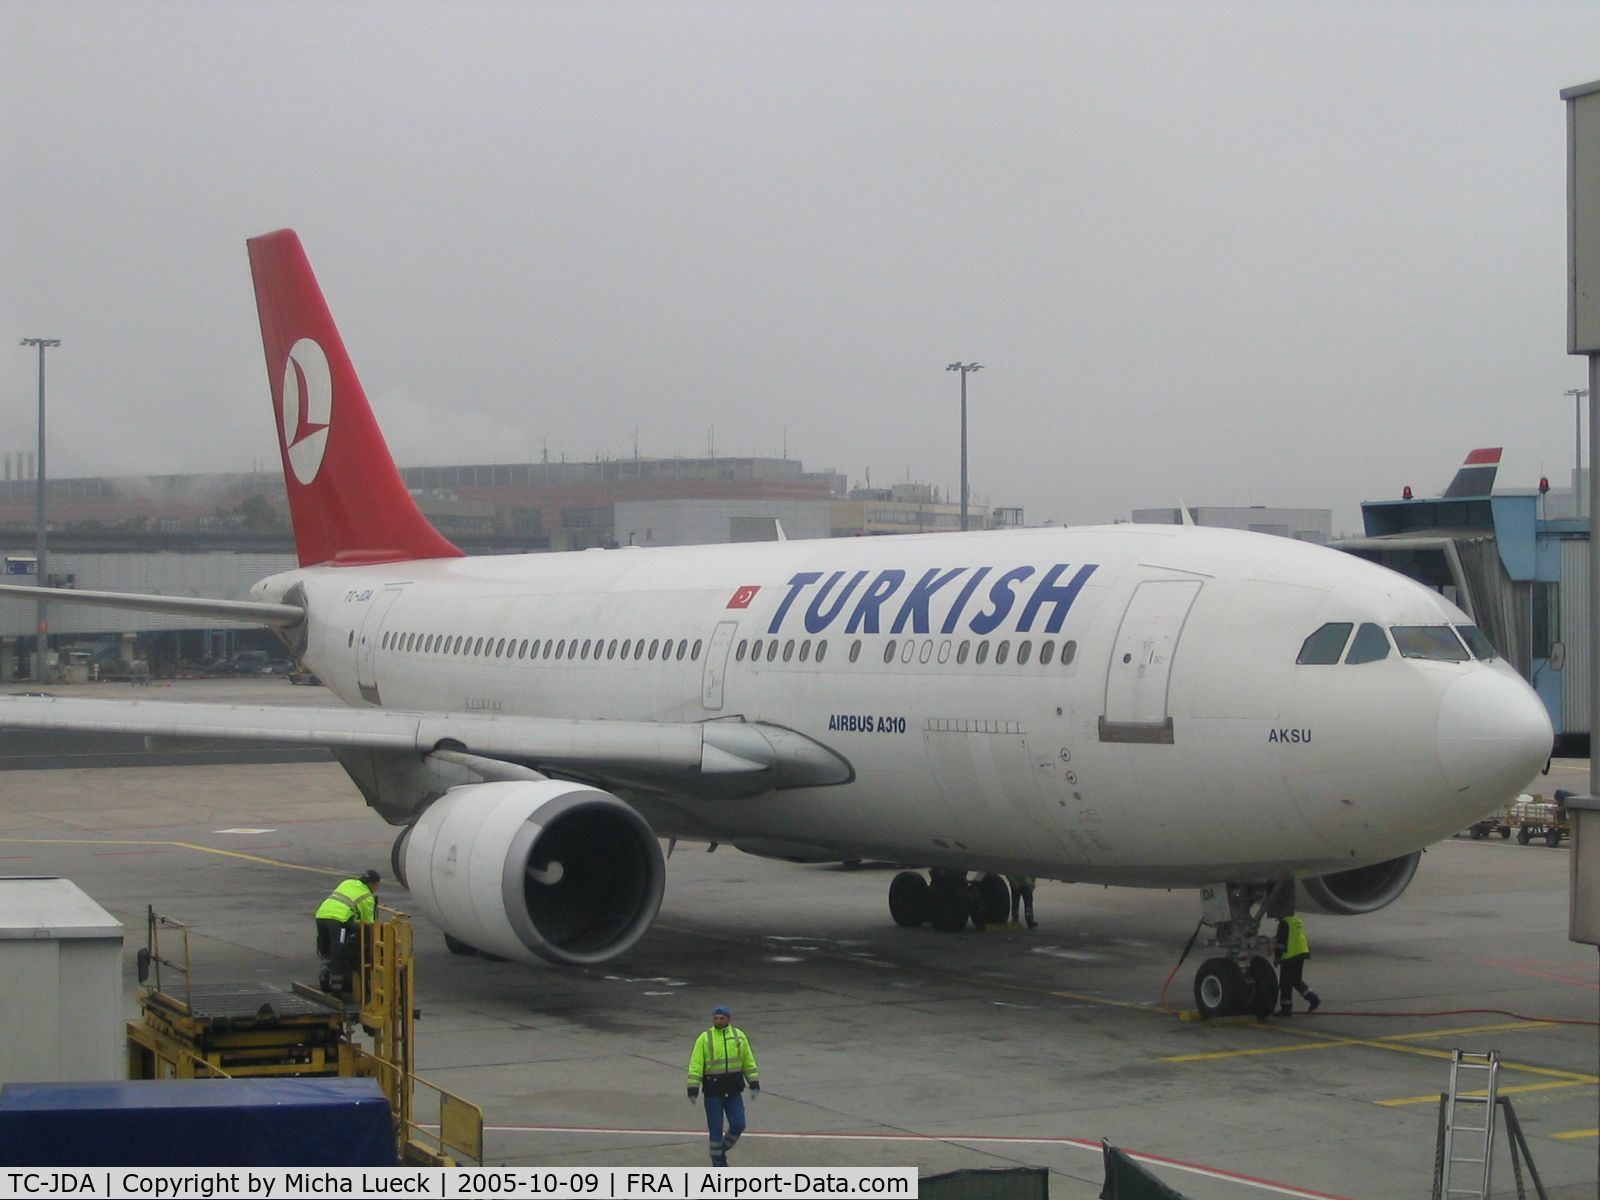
top-left (1191, 881), bottom-right (1290, 1020)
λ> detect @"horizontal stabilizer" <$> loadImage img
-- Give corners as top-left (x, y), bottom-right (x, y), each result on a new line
top-left (0, 583), bottom-right (303, 628)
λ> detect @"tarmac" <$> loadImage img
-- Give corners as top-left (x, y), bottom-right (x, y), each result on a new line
top-left (0, 678), bottom-right (1595, 1199)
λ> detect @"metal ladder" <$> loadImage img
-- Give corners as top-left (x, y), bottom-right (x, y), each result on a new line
top-left (1438, 1049), bottom-right (1501, 1199)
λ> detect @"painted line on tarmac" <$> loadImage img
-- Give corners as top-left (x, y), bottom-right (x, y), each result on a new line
top-left (1377, 1078), bottom-right (1596, 1107)
top-left (0, 835), bottom-right (345, 876)
top-left (1164, 1020), bottom-right (1598, 1106)
top-left (1474, 957), bottom-right (1600, 991)
top-left (1552, 1127), bottom-right (1598, 1140)
top-left (486, 1124), bottom-right (1355, 1199)
top-left (1162, 1020), bottom-right (1558, 1064)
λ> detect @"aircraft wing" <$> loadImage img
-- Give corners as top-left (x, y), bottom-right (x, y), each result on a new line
top-left (0, 583), bottom-right (303, 628)
top-left (0, 695), bottom-right (850, 793)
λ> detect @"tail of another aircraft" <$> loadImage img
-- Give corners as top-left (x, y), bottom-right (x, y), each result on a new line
top-left (247, 229), bottom-right (462, 567)
top-left (1441, 447), bottom-right (1502, 499)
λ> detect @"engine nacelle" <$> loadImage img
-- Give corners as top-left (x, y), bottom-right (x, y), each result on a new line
top-left (1300, 850), bottom-right (1421, 915)
top-left (395, 780), bottom-right (666, 966)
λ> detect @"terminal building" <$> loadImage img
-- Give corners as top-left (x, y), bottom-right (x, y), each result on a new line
top-left (1130, 506), bottom-right (1332, 544)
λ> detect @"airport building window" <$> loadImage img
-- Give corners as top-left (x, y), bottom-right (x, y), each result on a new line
top-left (1391, 625), bottom-right (1469, 662)
top-left (1297, 622), bottom-right (1352, 665)
top-left (1455, 625), bottom-right (1497, 662)
top-left (883, 639), bottom-right (897, 664)
top-left (1345, 623), bottom-right (1390, 665)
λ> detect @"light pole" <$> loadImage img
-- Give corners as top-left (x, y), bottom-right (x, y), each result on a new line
top-left (1565, 387), bottom-right (1590, 518)
top-left (946, 362), bottom-right (983, 531)
top-left (20, 337), bottom-right (60, 676)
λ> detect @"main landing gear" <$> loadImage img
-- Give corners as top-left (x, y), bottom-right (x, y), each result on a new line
top-left (1191, 881), bottom-right (1292, 1020)
top-left (888, 868), bottom-right (1012, 931)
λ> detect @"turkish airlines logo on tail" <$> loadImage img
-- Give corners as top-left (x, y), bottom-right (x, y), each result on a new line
top-left (281, 337), bottom-right (332, 485)
top-left (727, 585), bottom-right (761, 609)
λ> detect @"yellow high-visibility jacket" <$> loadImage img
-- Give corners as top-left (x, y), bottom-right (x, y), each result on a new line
top-left (687, 1026), bottom-right (759, 1095)
top-left (1278, 915), bottom-right (1310, 961)
top-left (315, 878), bottom-right (376, 924)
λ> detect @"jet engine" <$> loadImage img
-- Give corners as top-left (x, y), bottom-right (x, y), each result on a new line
top-left (1299, 850), bottom-right (1421, 915)
top-left (393, 779), bottom-right (666, 966)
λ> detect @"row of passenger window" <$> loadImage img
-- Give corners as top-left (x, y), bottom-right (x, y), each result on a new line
top-left (379, 626), bottom-right (1085, 671)
top-left (736, 636), bottom-right (1080, 668)
top-left (1296, 622), bottom-right (1497, 666)
top-left (379, 629), bottom-right (705, 664)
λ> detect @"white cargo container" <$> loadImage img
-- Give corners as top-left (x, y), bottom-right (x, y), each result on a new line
top-left (0, 878), bottom-right (125, 1082)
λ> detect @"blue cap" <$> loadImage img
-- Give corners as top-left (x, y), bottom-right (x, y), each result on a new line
top-left (712, 1005), bottom-right (731, 1017)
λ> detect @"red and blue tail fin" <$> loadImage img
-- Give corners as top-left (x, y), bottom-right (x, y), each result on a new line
top-left (1440, 447), bottom-right (1502, 499)
top-left (247, 229), bottom-right (462, 568)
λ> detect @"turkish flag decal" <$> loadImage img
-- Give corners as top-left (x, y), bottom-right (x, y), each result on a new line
top-left (727, 585), bottom-right (761, 609)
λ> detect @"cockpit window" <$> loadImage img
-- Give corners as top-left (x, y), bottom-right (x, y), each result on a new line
top-left (1391, 625), bottom-right (1470, 662)
top-left (1297, 622), bottom-right (1352, 665)
top-left (1345, 622), bottom-right (1391, 664)
top-left (1455, 625), bottom-right (1498, 662)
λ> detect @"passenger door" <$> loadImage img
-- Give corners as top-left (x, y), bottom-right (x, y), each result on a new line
top-left (1100, 578), bottom-right (1202, 743)
top-left (701, 620), bottom-right (738, 711)
top-left (356, 586), bottom-right (405, 705)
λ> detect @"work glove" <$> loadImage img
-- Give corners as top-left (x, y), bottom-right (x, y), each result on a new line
top-left (749, 1081), bottom-right (760, 1099)
top-left (687, 1087), bottom-right (699, 1102)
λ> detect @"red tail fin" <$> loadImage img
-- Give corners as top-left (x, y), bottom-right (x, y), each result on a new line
top-left (247, 229), bottom-right (462, 567)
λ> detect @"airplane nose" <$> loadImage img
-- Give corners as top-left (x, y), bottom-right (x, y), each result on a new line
top-left (1436, 669), bottom-right (1553, 796)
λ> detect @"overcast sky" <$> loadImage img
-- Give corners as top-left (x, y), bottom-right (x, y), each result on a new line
top-left (4, 1), bottom-right (1597, 535)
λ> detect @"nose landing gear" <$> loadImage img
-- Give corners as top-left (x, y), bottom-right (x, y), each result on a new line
top-left (1192, 881), bottom-right (1291, 1020)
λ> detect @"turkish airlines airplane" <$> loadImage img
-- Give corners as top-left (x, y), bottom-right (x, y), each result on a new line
top-left (0, 231), bottom-right (1554, 1019)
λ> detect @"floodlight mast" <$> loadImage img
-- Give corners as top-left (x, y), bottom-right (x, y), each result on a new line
top-left (946, 362), bottom-right (983, 532)
top-left (20, 337), bottom-right (60, 670)
top-left (1565, 387), bottom-right (1590, 517)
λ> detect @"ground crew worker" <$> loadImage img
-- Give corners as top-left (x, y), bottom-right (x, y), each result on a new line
top-left (686, 1004), bottom-right (760, 1167)
top-left (315, 869), bottom-right (379, 992)
top-left (1007, 875), bottom-right (1037, 928)
top-left (1275, 913), bottom-right (1320, 1015)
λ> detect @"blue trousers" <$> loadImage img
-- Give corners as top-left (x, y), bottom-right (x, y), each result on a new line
top-left (703, 1093), bottom-right (746, 1166)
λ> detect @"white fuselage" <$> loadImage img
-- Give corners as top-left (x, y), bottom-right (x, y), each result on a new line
top-left (254, 523), bottom-right (1551, 885)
